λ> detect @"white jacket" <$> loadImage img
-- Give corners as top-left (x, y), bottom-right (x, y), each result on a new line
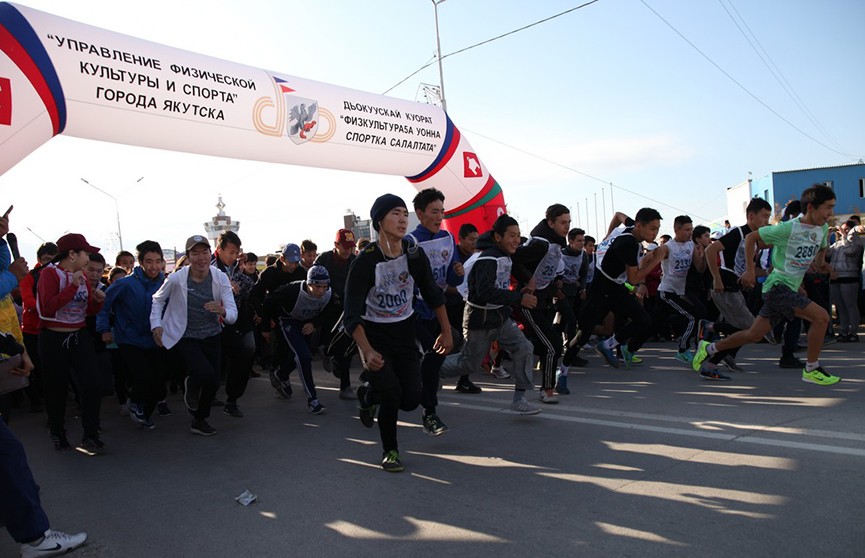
top-left (150, 265), bottom-right (237, 349)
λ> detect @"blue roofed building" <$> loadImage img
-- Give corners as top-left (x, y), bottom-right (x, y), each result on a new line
top-left (727, 162), bottom-right (865, 224)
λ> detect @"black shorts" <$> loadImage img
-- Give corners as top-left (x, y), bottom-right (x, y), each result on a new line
top-left (758, 284), bottom-right (811, 326)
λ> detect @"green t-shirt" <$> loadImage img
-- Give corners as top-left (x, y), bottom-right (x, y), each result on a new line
top-left (759, 217), bottom-right (828, 292)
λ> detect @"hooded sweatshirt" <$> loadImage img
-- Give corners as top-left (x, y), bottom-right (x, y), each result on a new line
top-left (462, 231), bottom-right (523, 330)
top-left (511, 219), bottom-right (566, 304)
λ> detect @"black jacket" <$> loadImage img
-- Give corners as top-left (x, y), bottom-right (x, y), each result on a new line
top-left (464, 231), bottom-right (523, 330)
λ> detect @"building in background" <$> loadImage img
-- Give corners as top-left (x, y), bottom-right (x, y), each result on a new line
top-left (746, 162), bottom-right (864, 222)
top-left (204, 195), bottom-right (240, 246)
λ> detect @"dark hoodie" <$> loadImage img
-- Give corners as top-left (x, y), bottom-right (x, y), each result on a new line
top-left (511, 219), bottom-right (566, 303)
top-left (463, 231), bottom-right (523, 330)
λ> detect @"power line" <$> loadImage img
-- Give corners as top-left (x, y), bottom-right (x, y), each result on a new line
top-left (718, 0), bottom-right (847, 154)
top-left (461, 127), bottom-right (713, 223)
top-left (383, 1), bottom-right (600, 96)
top-left (639, 0), bottom-right (853, 159)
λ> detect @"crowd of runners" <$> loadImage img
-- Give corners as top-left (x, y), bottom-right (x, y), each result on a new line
top-left (1, 182), bottom-right (862, 555)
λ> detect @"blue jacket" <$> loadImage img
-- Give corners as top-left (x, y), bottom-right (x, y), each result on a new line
top-left (0, 239), bottom-right (16, 299)
top-left (96, 266), bottom-right (165, 348)
top-left (407, 226), bottom-right (463, 320)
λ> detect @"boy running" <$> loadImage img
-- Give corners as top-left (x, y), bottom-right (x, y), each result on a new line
top-left (693, 184), bottom-right (840, 385)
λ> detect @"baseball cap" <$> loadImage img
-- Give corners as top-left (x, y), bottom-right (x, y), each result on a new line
top-left (710, 231), bottom-right (723, 241)
top-left (307, 265), bottom-right (330, 285)
top-left (185, 235), bottom-right (210, 252)
top-left (282, 243), bottom-right (301, 262)
top-left (56, 233), bottom-right (100, 255)
top-left (335, 228), bottom-right (356, 247)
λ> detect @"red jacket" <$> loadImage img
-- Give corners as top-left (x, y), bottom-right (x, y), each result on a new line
top-left (19, 265), bottom-right (41, 335)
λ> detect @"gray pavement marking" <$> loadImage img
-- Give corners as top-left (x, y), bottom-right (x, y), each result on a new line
top-left (436, 398), bottom-right (865, 458)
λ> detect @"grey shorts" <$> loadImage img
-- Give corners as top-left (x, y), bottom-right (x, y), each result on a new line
top-left (711, 290), bottom-right (755, 330)
top-left (758, 284), bottom-right (811, 326)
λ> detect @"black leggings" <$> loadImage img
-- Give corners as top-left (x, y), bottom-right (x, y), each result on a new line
top-left (365, 342), bottom-right (421, 453)
top-left (39, 328), bottom-right (104, 439)
top-left (119, 344), bottom-right (166, 418)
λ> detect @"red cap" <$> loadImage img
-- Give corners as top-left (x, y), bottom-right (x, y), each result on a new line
top-left (335, 229), bottom-right (356, 247)
top-left (56, 233), bottom-right (100, 255)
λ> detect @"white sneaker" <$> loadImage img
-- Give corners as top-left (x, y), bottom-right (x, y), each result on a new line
top-left (510, 397), bottom-right (540, 415)
top-left (539, 389), bottom-right (559, 404)
top-left (21, 529), bottom-right (87, 558)
top-left (490, 366), bottom-right (511, 379)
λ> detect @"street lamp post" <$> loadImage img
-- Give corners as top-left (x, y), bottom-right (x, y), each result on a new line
top-left (80, 177), bottom-right (141, 251)
top-left (431, 0), bottom-right (447, 113)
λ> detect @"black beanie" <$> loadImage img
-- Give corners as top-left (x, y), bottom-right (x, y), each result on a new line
top-left (370, 193), bottom-right (407, 232)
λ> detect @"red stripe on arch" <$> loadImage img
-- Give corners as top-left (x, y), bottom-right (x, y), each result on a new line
top-left (407, 125), bottom-right (461, 184)
top-left (0, 25), bottom-right (61, 135)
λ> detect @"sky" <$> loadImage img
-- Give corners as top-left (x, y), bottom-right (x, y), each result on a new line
top-left (2, 0), bottom-right (864, 263)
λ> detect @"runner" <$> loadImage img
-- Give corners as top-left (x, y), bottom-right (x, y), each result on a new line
top-left (577, 209), bottom-right (665, 369)
top-left (212, 231), bottom-right (256, 418)
top-left (150, 235), bottom-right (238, 436)
top-left (314, 229), bottom-right (358, 399)
top-left (18, 241), bottom-right (57, 414)
top-left (693, 184), bottom-right (840, 385)
top-left (555, 227), bottom-right (588, 394)
top-left (36, 234), bottom-right (106, 453)
top-left (439, 214), bottom-right (541, 415)
top-left (703, 197), bottom-right (773, 375)
top-left (512, 203), bottom-right (570, 404)
top-left (344, 194), bottom-right (452, 472)
top-left (406, 188), bottom-right (466, 436)
top-left (655, 215), bottom-right (708, 365)
top-left (260, 265), bottom-right (334, 415)
top-left (97, 241), bottom-right (166, 430)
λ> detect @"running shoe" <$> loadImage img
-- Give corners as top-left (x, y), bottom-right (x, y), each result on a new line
top-left (720, 355), bottom-right (743, 372)
top-left (691, 340), bottom-right (710, 372)
top-left (555, 370), bottom-right (570, 394)
top-left (190, 419), bottom-right (217, 436)
top-left (422, 413), bottom-right (449, 436)
top-left (142, 417), bottom-right (156, 431)
top-left (157, 401), bottom-right (172, 416)
top-left (802, 367), bottom-right (841, 386)
top-left (339, 387), bottom-right (356, 400)
top-left (490, 366), bottom-right (511, 379)
top-left (223, 402), bottom-right (244, 418)
top-left (20, 529), bottom-right (87, 558)
top-left (128, 401), bottom-right (146, 426)
top-left (381, 450), bottom-right (404, 472)
top-left (700, 368), bottom-right (731, 381)
top-left (50, 430), bottom-right (72, 452)
top-left (308, 399), bottom-right (327, 415)
top-left (675, 350), bottom-right (694, 365)
top-left (539, 389), bottom-right (559, 404)
top-left (620, 344), bottom-right (639, 368)
top-left (356, 383), bottom-right (377, 428)
top-left (269, 370), bottom-right (292, 399)
top-left (78, 436), bottom-right (106, 455)
top-left (455, 377), bottom-right (482, 393)
top-left (510, 397), bottom-right (541, 415)
top-left (595, 341), bottom-right (619, 368)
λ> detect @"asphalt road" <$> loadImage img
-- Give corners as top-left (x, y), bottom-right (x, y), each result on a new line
top-left (3, 338), bottom-right (864, 557)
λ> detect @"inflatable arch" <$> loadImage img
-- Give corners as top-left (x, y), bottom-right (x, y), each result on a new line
top-left (0, 2), bottom-right (506, 233)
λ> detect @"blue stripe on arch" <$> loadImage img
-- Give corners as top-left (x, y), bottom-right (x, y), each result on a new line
top-left (1, 3), bottom-right (66, 133)
top-left (406, 114), bottom-right (455, 182)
